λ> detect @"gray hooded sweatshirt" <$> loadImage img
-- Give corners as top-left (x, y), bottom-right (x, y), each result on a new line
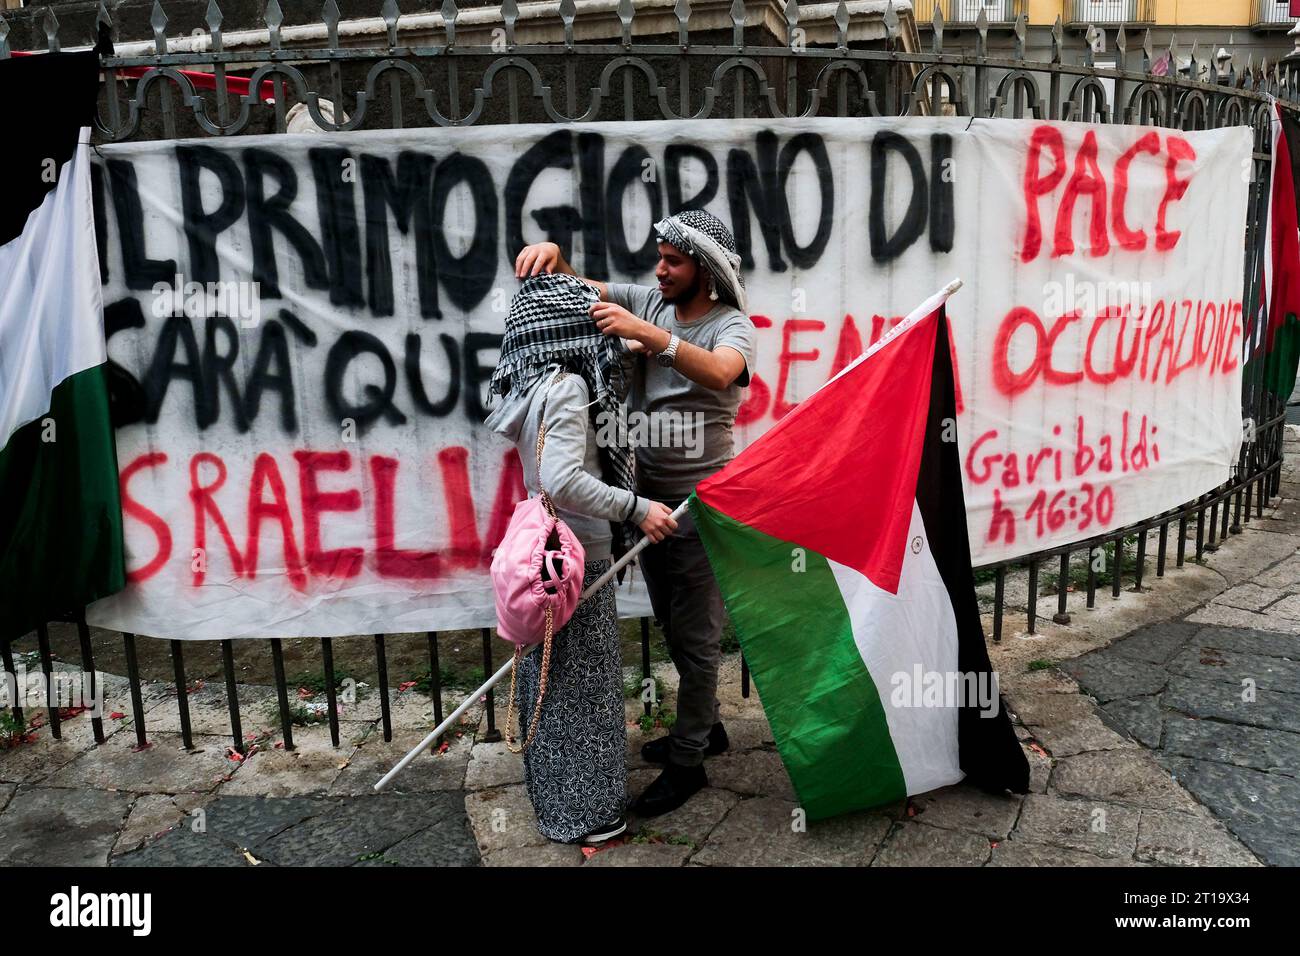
top-left (485, 366), bottom-right (652, 561)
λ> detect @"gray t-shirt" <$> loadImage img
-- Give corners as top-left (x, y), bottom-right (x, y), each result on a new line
top-left (605, 282), bottom-right (756, 500)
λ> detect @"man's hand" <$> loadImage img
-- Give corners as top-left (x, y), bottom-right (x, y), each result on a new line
top-left (596, 299), bottom-right (745, 390)
top-left (515, 242), bottom-right (611, 297)
top-left (639, 501), bottom-right (679, 543)
top-left (514, 242), bottom-right (563, 278)
top-left (590, 301), bottom-right (668, 350)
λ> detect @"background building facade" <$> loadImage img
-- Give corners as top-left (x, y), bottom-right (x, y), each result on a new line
top-left (922, 1), bottom-right (1300, 69)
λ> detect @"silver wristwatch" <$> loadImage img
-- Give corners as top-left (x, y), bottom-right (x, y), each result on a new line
top-left (656, 333), bottom-right (681, 368)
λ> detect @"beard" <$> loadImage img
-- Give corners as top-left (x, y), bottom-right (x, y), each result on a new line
top-left (660, 270), bottom-right (703, 304)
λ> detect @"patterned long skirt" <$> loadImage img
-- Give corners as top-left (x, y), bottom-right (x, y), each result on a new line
top-left (514, 559), bottom-right (627, 843)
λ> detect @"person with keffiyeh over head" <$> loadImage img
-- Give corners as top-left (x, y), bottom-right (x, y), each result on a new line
top-left (515, 209), bottom-right (757, 819)
top-left (485, 274), bottom-right (679, 846)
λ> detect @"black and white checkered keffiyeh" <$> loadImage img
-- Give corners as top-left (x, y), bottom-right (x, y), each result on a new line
top-left (490, 273), bottom-right (638, 556)
top-left (654, 209), bottom-right (747, 312)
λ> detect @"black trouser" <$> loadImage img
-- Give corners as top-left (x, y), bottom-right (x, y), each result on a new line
top-left (638, 504), bottom-right (724, 768)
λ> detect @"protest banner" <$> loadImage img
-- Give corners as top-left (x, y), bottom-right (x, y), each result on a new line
top-left (84, 116), bottom-right (1250, 638)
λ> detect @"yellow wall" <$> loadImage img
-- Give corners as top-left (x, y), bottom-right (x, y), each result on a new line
top-left (1026, 1), bottom-right (1259, 26)
top-left (1161, 1), bottom-right (1252, 26)
top-left (1027, 0), bottom-right (1062, 24)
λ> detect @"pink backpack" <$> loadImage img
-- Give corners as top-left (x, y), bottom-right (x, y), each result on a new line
top-left (490, 372), bottom-right (586, 752)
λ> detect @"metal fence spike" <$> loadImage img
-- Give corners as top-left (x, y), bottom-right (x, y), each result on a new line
top-left (321, 0), bottom-right (339, 44)
top-left (502, 0), bottom-right (517, 47)
top-left (382, 0), bottom-right (401, 49)
top-left (443, 0), bottom-right (459, 48)
top-left (834, 0), bottom-right (848, 50)
top-left (883, 0), bottom-right (899, 41)
top-left (733, 0), bottom-right (749, 49)
top-left (675, 0), bottom-right (691, 49)
top-left (931, 3), bottom-right (943, 55)
top-left (43, 5), bottom-right (59, 53)
top-left (200, 0), bottom-right (224, 53)
top-left (560, 0), bottom-right (575, 48)
top-left (264, 0), bottom-right (282, 51)
top-left (618, 0), bottom-right (634, 48)
top-left (149, 1), bottom-right (166, 55)
top-left (93, 0), bottom-right (114, 53)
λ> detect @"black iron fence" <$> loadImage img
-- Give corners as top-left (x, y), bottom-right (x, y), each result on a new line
top-left (0, 0), bottom-right (1295, 756)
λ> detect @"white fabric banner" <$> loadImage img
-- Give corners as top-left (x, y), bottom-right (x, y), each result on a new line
top-left (85, 116), bottom-right (1250, 638)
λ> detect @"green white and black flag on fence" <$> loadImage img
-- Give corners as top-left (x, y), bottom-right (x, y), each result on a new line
top-left (0, 51), bottom-right (125, 642)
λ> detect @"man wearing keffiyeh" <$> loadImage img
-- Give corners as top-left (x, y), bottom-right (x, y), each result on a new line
top-left (515, 209), bottom-right (758, 819)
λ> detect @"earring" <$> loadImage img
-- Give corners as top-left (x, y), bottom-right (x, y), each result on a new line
top-left (708, 274), bottom-right (719, 301)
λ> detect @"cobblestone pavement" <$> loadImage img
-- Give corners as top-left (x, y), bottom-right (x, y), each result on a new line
top-left (1065, 616), bottom-right (1300, 865)
top-left (2, 433), bottom-right (1296, 867)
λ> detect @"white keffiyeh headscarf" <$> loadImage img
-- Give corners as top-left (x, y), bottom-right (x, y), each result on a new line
top-left (654, 210), bottom-right (747, 312)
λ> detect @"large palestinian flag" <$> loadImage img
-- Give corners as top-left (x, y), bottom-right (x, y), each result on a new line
top-left (690, 285), bottom-right (1028, 820)
top-left (0, 51), bottom-right (125, 643)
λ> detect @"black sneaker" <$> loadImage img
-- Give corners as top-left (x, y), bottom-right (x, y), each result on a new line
top-left (640, 722), bottom-right (729, 764)
top-left (577, 816), bottom-right (627, 846)
top-left (632, 762), bottom-right (708, 818)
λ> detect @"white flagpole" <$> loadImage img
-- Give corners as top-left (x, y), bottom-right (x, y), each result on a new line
top-left (374, 498), bottom-right (692, 792)
top-left (822, 277), bottom-right (963, 389)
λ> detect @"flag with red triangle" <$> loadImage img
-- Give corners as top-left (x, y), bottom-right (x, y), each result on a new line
top-left (689, 284), bottom-right (1029, 820)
